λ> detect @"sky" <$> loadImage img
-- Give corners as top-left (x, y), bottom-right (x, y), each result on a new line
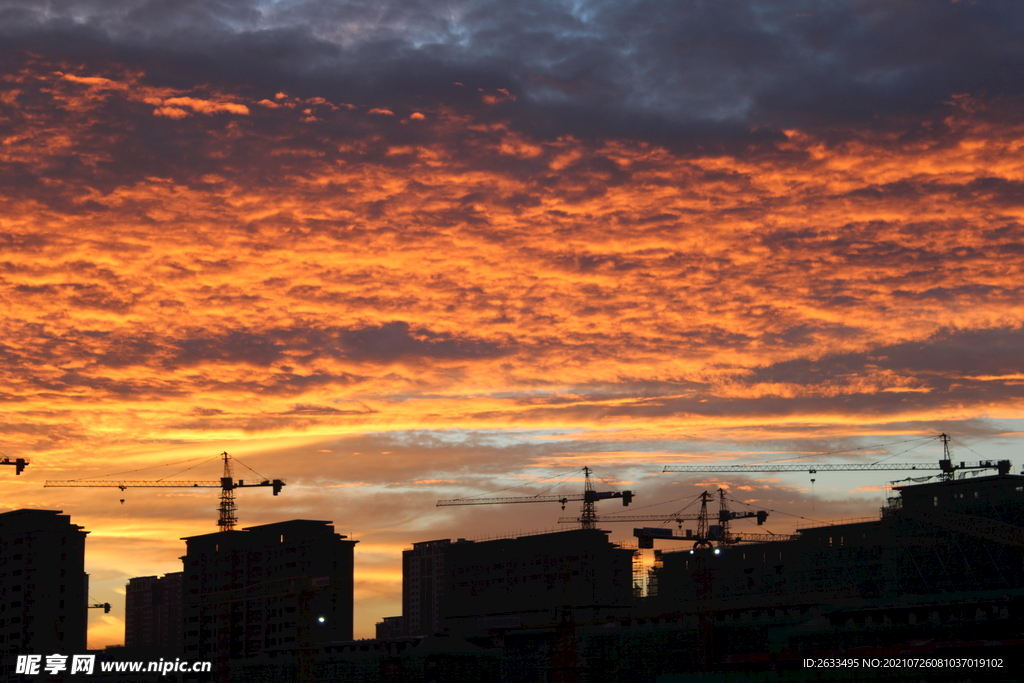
top-left (2, 0), bottom-right (1024, 647)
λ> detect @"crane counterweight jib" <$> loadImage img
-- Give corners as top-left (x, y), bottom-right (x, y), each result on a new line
top-left (1, 457), bottom-right (29, 475)
top-left (584, 490), bottom-right (633, 503)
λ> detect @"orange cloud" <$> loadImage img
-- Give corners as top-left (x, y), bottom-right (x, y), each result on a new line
top-left (153, 106), bottom-right (189, 119)
top-left (160, 97), bottom-right (249, 115)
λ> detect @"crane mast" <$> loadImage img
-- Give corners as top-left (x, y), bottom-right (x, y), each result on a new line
top-left (580, 466), bottom-right (598, 529)
top-left (218, 451), bottom-right (237, 531)
top-left (695, 491), bottom-right (711, 548)
top-left (716, 488), bottom-right (733, 544)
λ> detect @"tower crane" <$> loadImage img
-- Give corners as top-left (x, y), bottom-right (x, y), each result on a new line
top-left (1, 456), bottom-right (28, 475)
top-left (44, 452), bottom-right (285, 531)
top-left (436, 466), bottom-right (634, 530)
top-left (633, 490), bottom-right (791, 549)
top-left (556, 492), bottom-right (767, 528)
top-left (661, 434), bottom-right (1011, 480)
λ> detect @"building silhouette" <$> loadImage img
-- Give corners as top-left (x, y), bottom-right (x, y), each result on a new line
top-left (636, 470), bottom-right (1024, 675)
top-left (124, 572), bottom-right (182, 655)
top-left (374, 615), bottom-right (404, 640)
top-left (401, 538), bottom-right (465, 636)
top-left (653, 471), bottom-right (1024, 615)
top-left (229, 473), bottom-right (1024, 681)
top-left (0, 509), bottom-right (88, 657)
top-left (180, 519), bottom-right (356, 675)
top-left (414, 528), bottom-right (636, 637)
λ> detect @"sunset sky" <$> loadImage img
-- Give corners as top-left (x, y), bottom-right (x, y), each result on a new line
top-left (3, 0), bottom-right (1024, 647)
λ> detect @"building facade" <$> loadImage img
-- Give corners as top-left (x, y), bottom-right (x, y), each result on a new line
top-left (124, 572), bottom-right (183, 655)
top-left (180, 519), bottom-right (357, 668)
top-left (0, 509), bottom-right (89, 657)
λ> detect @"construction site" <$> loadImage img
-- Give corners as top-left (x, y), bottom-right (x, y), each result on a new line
top-left (3, 436), bottom-right (1024, 682)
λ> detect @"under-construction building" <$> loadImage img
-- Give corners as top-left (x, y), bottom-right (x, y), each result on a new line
top-left (233, 468), bottom-right (1024, 681)
top-left (180, 519), bottom-right (357, 668)
top-left (638, 469), bottom-right (1024, 672)
top-left (0, 510), bottom-right (89, 657)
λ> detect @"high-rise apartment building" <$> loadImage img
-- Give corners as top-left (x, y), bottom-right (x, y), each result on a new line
top-left (180, 520), bottom-right (357, 665)
top-left (394, 529), bottom-right (636, 639)
top-left (439, 528), bottom-right (636, 635)
top-left (402, 538), bottom-right (455, 637)
top-left (0, 509), bottom-right (89, 656)
top-left (124, 572), bottom-right (183, 655)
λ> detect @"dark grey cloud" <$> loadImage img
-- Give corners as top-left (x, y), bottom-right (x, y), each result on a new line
top-left (2, 319), bottom-right (508, 377)
top-left (752, 326), bottom-right (1024, 386)
top-left (448, 325), bottom-right (1024, 425)
top-left (3, 0), bottom-right (1023, 145)
top-left (170, 321), bottom-right (508, 367)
